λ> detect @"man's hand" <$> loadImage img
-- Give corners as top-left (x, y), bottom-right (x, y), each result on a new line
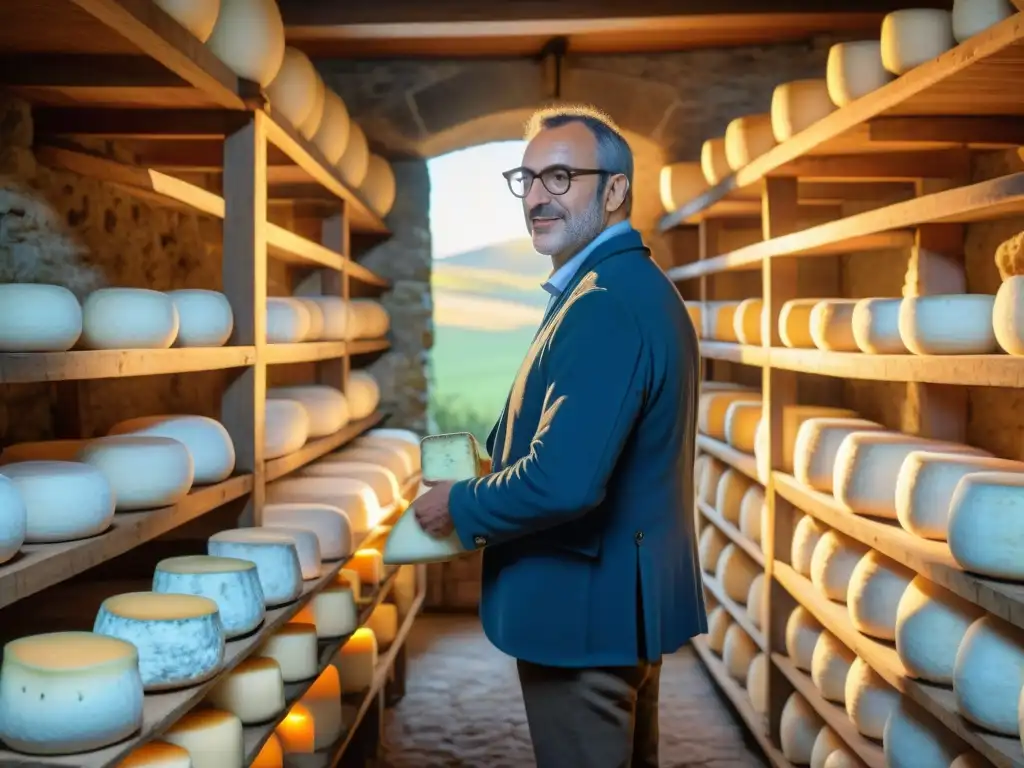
top-left (414, 480), bottom-right (456, 538)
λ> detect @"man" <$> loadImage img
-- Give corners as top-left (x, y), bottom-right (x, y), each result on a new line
top-left (415, 105), bottom-right (705, 767)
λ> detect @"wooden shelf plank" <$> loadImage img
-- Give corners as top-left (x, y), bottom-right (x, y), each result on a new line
top-left (773, 562), bottom-right (1024, 768)
top-left (771, 653), bottom-right (885, 768)
top-left (0, 346), bottom-right (255, 384)
top-left (264, 413), bottom-right (385, 482)
top-left (700, 342), bottom-right (769, 367)
top-left (697, 435), bottom-right (759, 483)
top-left (263, 340), bottom-right (390, 366)
top-left (702, 571), bottom-right (767, 652)
top-left (773, 472), bottom-right (1024, 630)
top-left (691, 636), bottom-right (792, 768)
top-left (0, 474), bottom-right (252, 611)
top-left (698, 499), bottom-right (765, 567)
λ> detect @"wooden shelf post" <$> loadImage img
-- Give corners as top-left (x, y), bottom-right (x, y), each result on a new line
top-left (318, 204), bottom-right (351, 395)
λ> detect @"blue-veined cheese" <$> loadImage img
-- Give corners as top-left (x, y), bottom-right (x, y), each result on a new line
top-left (208, 528), bottom-right (304, 606)
top-left (153, 555), bottom-right (265, 639)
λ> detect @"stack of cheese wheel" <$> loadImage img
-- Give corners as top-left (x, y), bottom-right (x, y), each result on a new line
top-left (898, 295), bottom-right (998, 355)
top-left (0, 283), bottom-right (83, 352)
top-left (698, 522), bottom-right (728, 575)
top-left (167, 289), bottom-right (233, 347)
top-left (107, 414), bottom-right (235, 485)
top-left (738, 483), bottom-right (765, 549)
top-left (845, 656), bottom-right (899, 740)
top-left (948, 470), bottom-right (1024, 580)
top-left (811, 728), bottom-right (844, 768)
top-left (754, 404), bottom-right (857, 483)
top-left (658, 162), bottom-right (708, 213)
top-left (880, 9), bottom-right (955, 76)
top-left (361, 154), bottom-right (397, 218)
top-left (746, 573), bottom-right (765, 630)
top-left (0, 460), bottom-right (115, 543)
top-left (358, 429), bottom-right (422, 476)
top-left (265, 398), bottom-right (311, 459)
top-left (327, 439), bottom-right (416, 487)
top-left (732, 298), bottom-right (763, 346)
top-left (266, 475), bottom-right (382, 533)
top-left (851, 298), bottom-right (907, 354)
top-left (770, 79), bottom-right (835, 142)
top-left (291, 574), bottom-right (359, 638)
top-left (698, 388), bottom-right (761, 442)
top-left (153, 555), bottom-right (265, 639)
top-left (347, 370), bottom-right (381, 420)
top-left (885, 696), bottom-right (966, 768)
top-left (348, 299), bottom-right (391, 340)
top-left (293, 296), bottom-right (325, 341)
top-left (724, 114), bottom-right (776, 170)
top-left (701, 137), bottom-right (732, 185)
top-left (702, 301), bottom-right (743, 342)
top-left (291, 273), bottom-right (351, 340)
top-left (793, 417), bottom-right (887, 494)
top-left (268, 385), bottom-right (350, 439)
top-left (81, 288), bottom-right (180, 350)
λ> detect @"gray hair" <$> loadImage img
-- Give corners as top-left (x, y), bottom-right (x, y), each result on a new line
top-left (524, 104), bottom-right (633, 214)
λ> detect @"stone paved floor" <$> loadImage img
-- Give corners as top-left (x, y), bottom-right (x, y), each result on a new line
top-left (379, 614), bottom-right (767, 768)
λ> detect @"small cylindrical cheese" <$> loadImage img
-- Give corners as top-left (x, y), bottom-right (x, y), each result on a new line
top-left (697, 455), bottom-right (726, 506)
top-left (793, 418), bottom-right (887, 494)
top-left (357, 433), bottom-right (422, 473)
top-left (0, 475), bottom-right (26, 565)
top-left (715, 544), bottom-right (759, 605)
top-left (0, 283), bottom-right (82, 352)
top-left (948, 471), bottom-right (1024, 579)
top-left (267, 476), bottom-right (382, 532)
top-left (207, 656), bottom-right (286, 724)
top-left (267, 385), bottom-right (350, 438)
top-left (153, 555), bottom-right (265, 639)
top-left (898, 294), bottom-right (998, 355)
top-left (770, 79), bottom-right (835, 142)
top-left (302, 460), bottom-right (401, 509)
top-left (658, 162), bottom-right (708, 213)
top-left (809, 299), bottom-right (859, 352)
top-left (258, 525), bottom-right (322, 580)
top-left (362, 154), bottom-right (397, 218)
top-left (722, 624), bottom-right (759, 684)
top-left (851, 298), bottom-right (907, 354)
top-left (954, 615), bottom-right (1024, 737)
top-left (335, 627), bottom-right (378, 692)
top-left (78, 435), bottom-right (194, 511)
top-left (347, 370), bottom-right (382, 419)
top-left (261, 623), bottom-right (319, 683)
top-left (300, 665), bottom-right (344, 749)
top-left (707, 606), bottom-right (731, 655)
top-left (811, 631), bottom-right (855, 704)
top-left (756, 405), bottom-right (857, 480)
top-left (700, 137), bottom-right (732, 185)
top-left (263, 502), bottom-right (354, 561)
top-left (779, 298), bottom-right (824, 349)
top-left (167, 289), bottom-right (233, 348)
top-left (826, 41), bottom-right (893, 107)
top-left (845, 656), bottom-right (898, 740)
top-left (266, 46), bottom-right (319, 132)
top-left (698, 391), bottom-right (762, 440)
top-left (810, 530), bottom-right (868, 603)
top-left (107, 414), bottom-right (235, 486)
top-left (118, 741), bottom-right (192, 767)
top-left (81, 288), bottom-right (179, 350)
top-left (884, 697), bottom-right (965, 768)
top-left (724, 114), bottom-right (776, 170)
top-left (881, 9), bottom-right (956, 75)
top-left (264, 399), bottom-right (310, 459)
top-left (848, 550), bottom-right (914, 641)
top-left (703, 301), bottom-right (743, 342)
top-left (208, 528), bottom-right (304, 606)
top-left (266, 297), bottom-right (312, 344)
top-left (298, 297), bottom-right (326, 340)
top-left (366, 603), bottom-right (399, 647)
top-left (715, 468), bottom-right (752, 525)
top-left (952, 0), bottom-right (1014, 42)
top-left (732, 298), bottom-right (763, 346)
top-left (164, 709), bottom-right (244, 768)
top-left (791, 514), bottom-right (825, 578)
top-left (339, 122), bottom-right (370, 187)
top-left (351, 547), bottom-right (385, 586)
top-left (780, 693), bottom-right (824, 764)
top-left (291, 582), bottom-right (359, 638)
top-left (724, 401), bottom-right (762, 455)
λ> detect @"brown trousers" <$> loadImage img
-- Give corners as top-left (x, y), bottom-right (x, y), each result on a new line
top-left (517, 659), bottom-right (662, 768)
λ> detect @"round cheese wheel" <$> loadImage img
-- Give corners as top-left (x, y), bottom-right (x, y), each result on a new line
top-left (338, 122), bottom-right (370, 188)
top-left (699, 524), bottom-right (728, 574)
top-left (207, 656), bottom-right (285, 725)
top-left (367, 427), bottom-right (420, 445)
top-left (0, 460), bottom-right (114, 543)
top-left (994, 275), bottom-right (1024, 355)
top-left (362, 154), bottom-right (397, 218)
top-left (811, 631), bottom-right (855, 703)
top-left (0, 283), bottom-right (82, 352)
top-left (266, 476), bottom-right (381, 532)
top-left (351, 547), bottom-right (384, 585)
top-left (263, 502), bottom-right (354, 561)
top-left (264, 399), bottom-right (310, 459)
top-left (267, 385), bottom-right (350, 438)
top-left (810, 300), bottom-right (859, 352)
top-left (206, 0), bottom-right (284, 85)
top-left (349, 299), bottom-right (391, 339)
top-left (108, 414), bottom-right (235, 485)
top-left (0, 476), bottom-right (26, 565)
top-left (792, 513), bottom-right (826, 577)
top-left (757, 405), bottom-right (858, 481)
top-left (834, 432), bottom-right (987, 520)
top-left (715, 468), bottom-right (752, 525)
top-left (810, 530), bottom-right (868, 603)
top-left (884, 697), bottom-right (965, 768)
top-left (153, 555), bottom-right (265, 639)
top-left (707, 606), bottom-right (732, 655)
top-left (119, 741), bottom-right (193, 767)
top-left (955, 615), bottom-right (1024, 735)
top-left (715, 543), bottom-right (759, 604)
top-left (164, 709), bottom-right (243, 768)
top-left (153, 0), bottom-right (220, 41)
top-left (336, 628), bottom-right (378, 692)
top-left (845, 656), bottom-right (898, 740)
top-left (723, 625), bottom-right (759, 684)
top-left (823, 750), bottom-right (862, 768)
top-left (724, 114), bottom-right (776, 170)
top-left (332, 443), bottom-right (413, 483)
top-left (697, 455), bottom-right (726, 506)
top-left (78, 435), bottom-right (194, 510)
top-left (747, 653), bottom-right (768, 713)
top-left (300, 666), bottom-right (344, 749)
top-left (0, 439), bottom-right (90, 464)
top-left (347, 370), bottom-right (382, 419)
top-left (266, 47), bottom-right (319, 132)
top-left (355, 433), bottom-right (421, 473)
top-left (733, 298), bottom-right (763, 346)
top-left (895, 575), bottom-right (982, 684)
top-left (703, 301), bottom-right (742, 342)
top-left (266, 297), bottom-right (311, 344)
top-left (810, 727), bottom-right (844, 768)
top-left (952, 0), bottom-right (1014, 42)
top-left (881, 9), bottom-right (956, 75)
top-left (746, 572), bottom-right (765, 630)
top-left (780, 298), bottom-right (822, 348)
top-left (687, 302), bottom-right (703, 336)
top-left (257, 525), bottom-right (321, 580)
top-left (793, 418), bottom-right (886, 494)
top-left (167, 289), bottom-right (233, 348)
top-left (948, 471), bottom-right (1024, 579)
top-left (700, 137), bottom-right (731, 185)
top-left (898, 294), bottom-right (998, 355)
top-left (851, 298), bottom-right (907, 354)
top-left (291, 296), bottom-right (349, 341)
top-left (0, 631), bottom-right (144, 755)
top-left (738, 484), bottom-right (765, 544)
top-left (261, 623), bottom-right (319, 682)
top-left (93, 592), bottom-right (224, 691)
top-left (770, 79), bottom-right (836, 142)
top-left (312, 90), bottom-right (352, 165)
top-left (302, 460), bottom-right (401, 508)
top-left (780, 693), bottom-right (824, 764)
top-left (298, 72), bottom-right (326, 141)
top-left (659, 162), bottom-right (708, 213)
top-left (848, 550), bottom-right (914, 640)
top-left (826, 41), bottom-right (893, 106)
top-left (207, 528), bottom-right (304, 606)
top-left (896, 451), bottom-right (1024, 541)
top-left (290, 582), bottom-right (358, 638)
top-left (81, 288), bottom-right (179, 349)
top-left (294, 297), bottom-right (324, 341)
top-left (698, 391), bottom-right (761, 440)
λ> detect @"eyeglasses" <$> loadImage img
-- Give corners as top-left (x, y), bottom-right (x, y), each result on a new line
top-left (502, 165), bottom-right (610, 198)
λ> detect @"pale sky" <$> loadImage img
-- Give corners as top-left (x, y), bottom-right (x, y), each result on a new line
top-left (428, 140), bottom-right (529, 260)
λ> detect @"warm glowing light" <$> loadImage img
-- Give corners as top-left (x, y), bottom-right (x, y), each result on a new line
top-left (251, 733), bottom-right (284, 768)
top-left (338, 568), bottom-right (361, 601)
top-left (275, 703), bottom-right (314, 754)
top-left (335, 627), bottom-right (379, 693)
top-left (350, 549), bottom-right (383, 586)
top-left (301, 666), bottom-right (344, 749)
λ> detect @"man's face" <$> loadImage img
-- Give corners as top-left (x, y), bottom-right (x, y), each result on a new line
top-left (519, 123), bottom-right (606, 259)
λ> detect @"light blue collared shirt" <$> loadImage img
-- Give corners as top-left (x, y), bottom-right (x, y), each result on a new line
top-left (540, 220), bottom-right (633, 313)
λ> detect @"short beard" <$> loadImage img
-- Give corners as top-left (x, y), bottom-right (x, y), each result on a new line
top-left (538, 194), bottom-right (605, 260)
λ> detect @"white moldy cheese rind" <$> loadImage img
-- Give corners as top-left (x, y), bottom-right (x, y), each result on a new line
top-left (948, 471), bottom-right (1024, 579)
top-left (258, 525), bottom-right (322, 580)
top-left (847, 550), bottom-right (914, 641)
top-left (107, 415), bottom-right (235, 485)
top-left (714, 544), bottom-right (759, 605)
top-left (895, 575), bottom-right (982, 685)
top-left (366, 603), bottom-right (399, 646)
top-left (810, 530), bottom-right (868, 603)
top-left (260, 623), bottom-right (319, 682)
top-left (881, 9), bottom-right (955, 75)
top-left (267, 476), bottom-right (381, 532)
top-left (167, 288), bottom-right (233, 348)
top-left (302, 460), bottom-right (401, 507)
top-left (845, 657), bottom-right (898, 740)
top-left (811, 631), bottom-right (855, 704)
top-left (779, 693), bottom-right (823, 764)
top-left (208, 528), bottom-right (304, 606)
top-left (0, 475), bottom-right (26, 565)
top-left (0, 460), bottom-right (114, 544)
top-left (0, 631), bottom-right (144, 755)
top-left (152, 555), bottom-right (266, 639)
top-left (78, 435), bottom-right (194, 511)
top-left (851, 298), bottom-right (907, 354)
top-left (291, 583), bottom-right (359, 638)
top-left (722, 624), bottom-right (758, 684)
top-left (262, 502), bottom-right (354, 560)
top-left (118, 741), bottom-right (193, 767)
top-left (265, 297), bottom-right (310, 344)
top-left (698, 391), bottom-right (762, 440)
top-left (267, 385), bottom-right (350, 438)
top-left (793, 418), bottom-right (886, 494)
top-left (164, 709), bottom-right (244, 768)
top-left (93, 592), bottom-right (225, 691)
top-left (732, 298), bottom-right (763, 346)
top-left (421, 431), bottom-right (481, 482)
top-left (0, 283), bottom-right (82, 353)
top-left (755, 405), bottom-right (857, 482)
top-left (809, 299), bottom-right (859, 352)
top-left (264, 399), bottom-right (310, 459)
top-left (724, 401), bottom-right (761, 454)
top-left (206, 656), bottom-right (285, 725)
top-left (81, 288), bottom-right (179, 350)
top-left (714, 468), bottom-right (752, 525)
top-left (898, 294), bottom-right (998, 355)
top-left (785, 607), bottom-right (823, 672)
top-left (770, 79), bottom-right (835, 143)
top-left (791, 514), bottom-right (825, 578)
top-left (952, 0), bottom-right (1015, 43)
top-left (884, 697), bottom-right (964, 768)
top-left (954, 615), bottom-right (1024, 737)
top-left (335, 627), bottom-right (378, 692)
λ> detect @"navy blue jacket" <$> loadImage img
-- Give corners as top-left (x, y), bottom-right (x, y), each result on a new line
top-left (448, 228), bottom-right (706, 667)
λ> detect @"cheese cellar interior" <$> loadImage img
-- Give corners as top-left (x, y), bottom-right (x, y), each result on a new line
top-left (6, 0), bottom-right (1024, 766)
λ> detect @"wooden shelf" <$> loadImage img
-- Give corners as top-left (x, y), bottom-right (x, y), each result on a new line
top-left (691, 636), bottom-right (792, 768)
top-left (264, 413), bottom-right (385, 483)
top-left (698, 499), bottom-right (765, 568)
top-left (0, 474), bottom-right (252, 611)
top-left (774, 562), bottom-right (1023, 768)
top-left (771, 653), bottom-right (884, 768)
top-left (263, 339), bottom-right (390, 366)
top-left (702, 572), bottom-right (767, 652)
top-left (773, 473), bottom-right (1024, 632)
top-left (0, 346), bottom-right (255, 384)
top-left (699, 342), bottom-right (768, 368)
top-left (696, 435), bottom-right (759, 483)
